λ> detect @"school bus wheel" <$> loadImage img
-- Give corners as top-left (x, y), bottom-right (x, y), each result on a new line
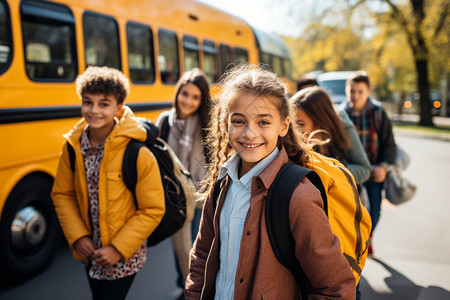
top-left (0, 175), bottom-right (61, 282)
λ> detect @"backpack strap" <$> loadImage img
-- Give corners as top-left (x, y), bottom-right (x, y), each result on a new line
top-left (122, 140), bottom-right (145, 207)
top-left (265, 162), bottom-right (327, 299)
top-left (159, 114), bottom-right (170, 142)
top-left (66, 138), bottom-right (141, 208)
top-left (67, 142), bottom-right (75, 172)
top-left (372, 105), bottom-right (384, 134)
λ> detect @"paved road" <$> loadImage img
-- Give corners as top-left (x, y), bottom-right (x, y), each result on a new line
top-left (1, 133), bottom-right (449, 300)
top-left (359, 134), bottom-right (450, 300)
top-left (0, 238), bottom-right (182, 300)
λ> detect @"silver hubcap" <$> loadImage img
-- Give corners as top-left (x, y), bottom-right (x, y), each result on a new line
top-left (11, 206), bottom-right (47, 251)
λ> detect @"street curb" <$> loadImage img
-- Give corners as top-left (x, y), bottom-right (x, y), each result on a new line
top-left (394, 128), bottom-right (450, 142)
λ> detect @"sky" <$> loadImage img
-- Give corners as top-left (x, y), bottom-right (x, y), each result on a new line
top-left (198, 0), bottom-right (388, 38)
top-left (197, 0), bottom-right (311, 37)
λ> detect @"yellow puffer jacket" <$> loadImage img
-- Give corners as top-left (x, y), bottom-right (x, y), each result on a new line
top-left (51, 106), bottom-right (165, 261)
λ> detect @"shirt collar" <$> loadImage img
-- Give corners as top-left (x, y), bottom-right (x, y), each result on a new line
top-left (218, 147), bottom-right (280, 187)
top-left (80, 128), bottom-right (105, 155)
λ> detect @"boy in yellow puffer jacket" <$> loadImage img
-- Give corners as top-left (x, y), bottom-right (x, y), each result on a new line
top-left (51, 66), bottom-right (165, 300)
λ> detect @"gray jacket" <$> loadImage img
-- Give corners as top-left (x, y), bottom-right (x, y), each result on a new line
top-left (339, 110), bottom-right (371, 184)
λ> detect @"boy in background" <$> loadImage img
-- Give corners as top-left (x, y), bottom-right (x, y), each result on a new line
top-left (342, 70), bottom-right (396, 256)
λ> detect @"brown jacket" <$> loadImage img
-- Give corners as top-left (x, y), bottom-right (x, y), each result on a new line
top-left (185, 148), bottom-right (356, 299)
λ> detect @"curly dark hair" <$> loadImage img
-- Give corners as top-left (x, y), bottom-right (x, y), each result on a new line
top-left (76, 66), bottom-right (130, 104)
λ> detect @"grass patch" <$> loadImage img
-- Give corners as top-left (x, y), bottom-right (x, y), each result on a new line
top-left (393, 121), bottom-right (450, 135)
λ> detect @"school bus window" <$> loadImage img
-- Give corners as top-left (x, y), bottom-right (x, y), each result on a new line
top-left (0, 0), bottom-right (11, 74)
top-left (279, 58), bottom-right (286, 77)
top-left (183, 35), bottom-right (199, 71)
top-left (260, 52), bottom-right (271, 66)
top-left (158, 29), bottom-right (179, 84)
top-left (126, 22), bottom-right (155, 83)
top-left (235, 48), bottom-right (248, 64)
top-left (203, 40), bottom-right (217, 83)
top-left (283, 58), bottom-right (292, 78)
top-left (83, 12), bottom-right (121, 69)
top-left (219, 44), bottom-right (233, 75)
top-left (272, 56), bottom-right (282, 75)
top-left (20, 0), bottom-right (76, 80)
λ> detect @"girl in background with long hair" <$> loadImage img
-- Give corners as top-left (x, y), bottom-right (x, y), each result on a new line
top-left (156, 68), bottom-right (211, 297)
top-left (290, 86), bottom-right (371, 184)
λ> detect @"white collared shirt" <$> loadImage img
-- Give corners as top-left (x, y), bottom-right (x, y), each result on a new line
top-left (214, 147), bottom-right (279, 300)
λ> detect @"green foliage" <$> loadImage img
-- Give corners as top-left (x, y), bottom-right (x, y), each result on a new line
top-left (282, 0), bottom-right (449, 105)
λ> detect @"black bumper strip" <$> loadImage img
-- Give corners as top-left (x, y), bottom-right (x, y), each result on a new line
top-left (0, 102), bottom-right (172, 124)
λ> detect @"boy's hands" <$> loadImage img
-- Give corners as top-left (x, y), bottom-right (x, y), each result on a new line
top-left (74, 237), bottom-right (122, 268)
top-left (371, 165), bottom-right (388, 183)
top-left (74, 236), bottom-right (95, 260)
top-left (92, 246), bottom-right (123, 268)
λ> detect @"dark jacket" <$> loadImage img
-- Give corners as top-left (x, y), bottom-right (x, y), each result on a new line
top-left (343, 98), bottom-right (396, 166)
top-left (185, 147), bottom-right (356, 300)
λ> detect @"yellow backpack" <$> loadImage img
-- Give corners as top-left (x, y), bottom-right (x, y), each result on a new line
top-left (305, 151), bottom-right (372, 283)
top-left (265, 151), bottom-right (371, 289)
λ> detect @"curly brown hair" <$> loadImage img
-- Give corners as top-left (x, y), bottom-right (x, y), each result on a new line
top-left (199, 64), bottom-right (309, 197)
top-left (76, 66), bottom-right (130, 104)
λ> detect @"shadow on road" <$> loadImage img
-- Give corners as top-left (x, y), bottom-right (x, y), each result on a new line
top-left (361, 258), bottom-right (450, 300)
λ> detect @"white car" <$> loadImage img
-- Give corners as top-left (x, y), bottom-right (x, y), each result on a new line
top-left (316, 71), bottom-right (355, 105)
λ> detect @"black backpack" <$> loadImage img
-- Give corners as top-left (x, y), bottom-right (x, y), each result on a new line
top-left (158, 114), bottom-right (170, 142)
top-left (213, 162), bottom-right (327, 298)
top-left (67, 117), bottom-right (192, 246)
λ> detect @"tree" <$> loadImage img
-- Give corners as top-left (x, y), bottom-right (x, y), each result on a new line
top-left (283, 24), bottom-right (364, 79)
top-left (280, 0), bottom-right (449, 123)
top-left (364, 15), bottom-right (416, 102)
top-left (374, 0), bottom-right (449, 126)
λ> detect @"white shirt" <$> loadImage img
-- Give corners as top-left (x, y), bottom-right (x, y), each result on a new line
top-left (214, 147), bottom-right (279, 300)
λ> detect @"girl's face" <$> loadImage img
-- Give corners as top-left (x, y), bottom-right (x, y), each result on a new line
top-left (81, 92), bottom-right (122, 133)
top-left (228, 93), bottom-right (290, 176)
top-left (295, 107), bottom-right (316, 135)
top-left (177, 83), bottom-right (202, 119)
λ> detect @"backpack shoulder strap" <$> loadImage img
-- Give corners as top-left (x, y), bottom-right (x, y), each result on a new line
top-left (372, 106), bottom-right (384, 133)
top-left (123, 139), bottom-right (146, 207)
top-left (159, 114), bottom-right (170, 142)
top-left (67, 142), bottom-right (75, 172)
top-left (67, 138), bottom-right (144, 209)
top-left (265, 162), bottom-right (327, 298)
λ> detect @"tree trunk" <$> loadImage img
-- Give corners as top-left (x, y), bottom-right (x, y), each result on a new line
top-left (409, 0), bottom-right (434, 126)
top-left (415, 59), bottom-right (434, 126)
top-left (440, 69), bottom-right (448, 117)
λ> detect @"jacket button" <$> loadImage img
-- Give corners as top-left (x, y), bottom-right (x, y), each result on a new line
top-left (247, 231), bottom-right (251, 235)
top-left (239, 278), bottom-right (244, 283)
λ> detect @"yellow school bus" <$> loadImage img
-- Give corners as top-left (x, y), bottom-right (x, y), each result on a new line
top-left (0, 0), bottom-right (294, 281)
